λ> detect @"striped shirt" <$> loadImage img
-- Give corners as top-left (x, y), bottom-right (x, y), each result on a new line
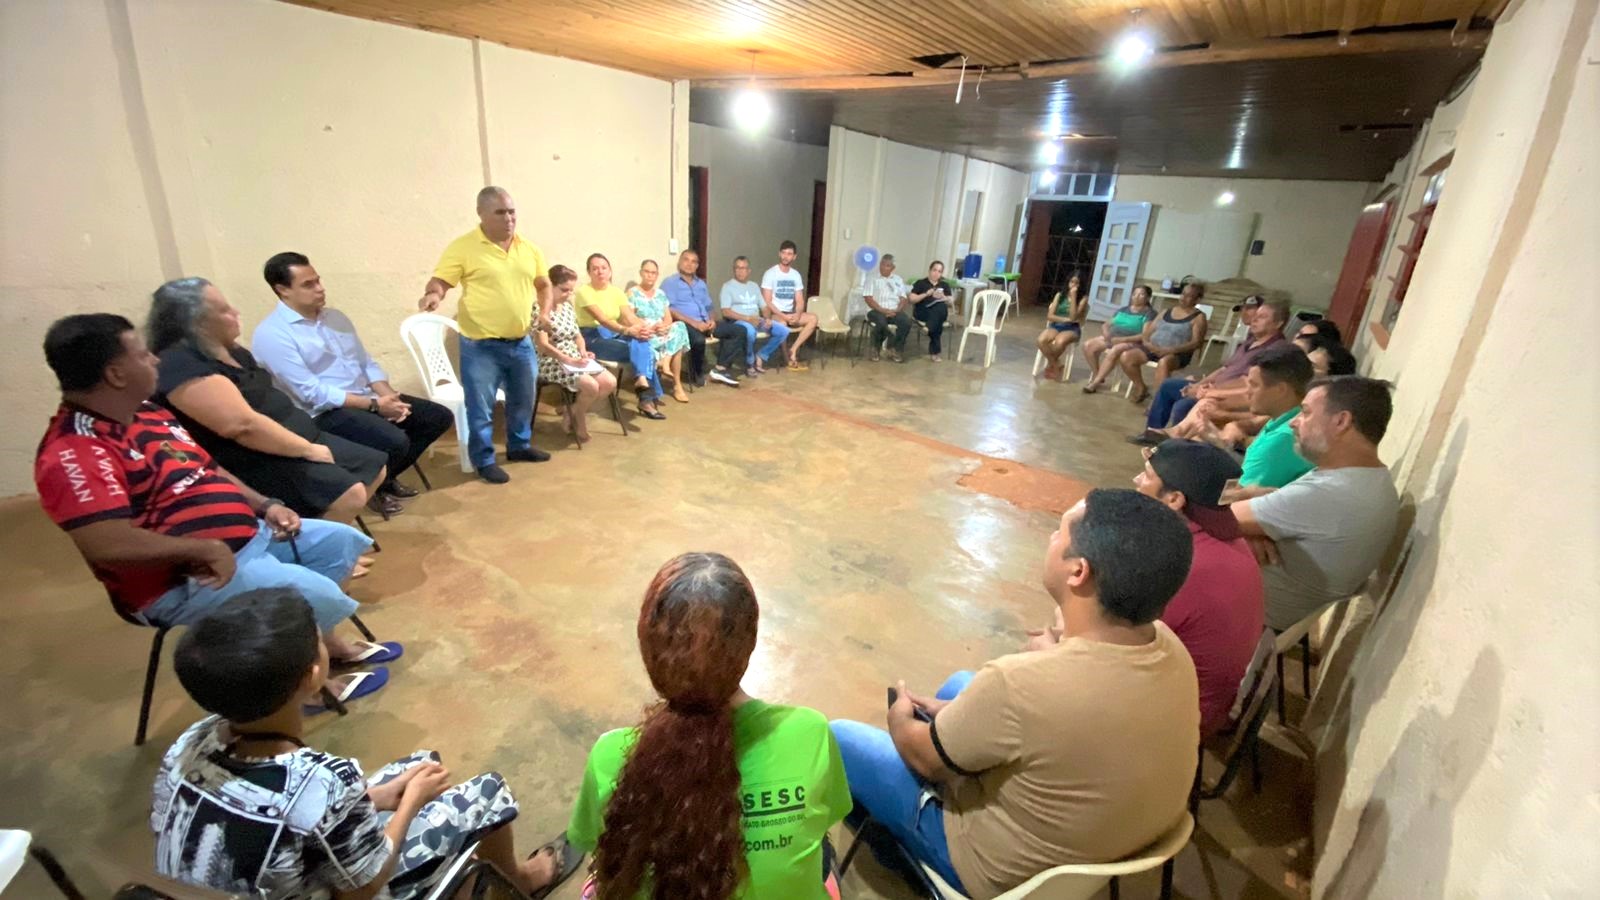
top-left (35, 402), bottom-right (259, 612)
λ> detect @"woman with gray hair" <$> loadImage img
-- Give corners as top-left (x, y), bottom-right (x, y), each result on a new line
top-left (148, 277), bottom-right (388, 523)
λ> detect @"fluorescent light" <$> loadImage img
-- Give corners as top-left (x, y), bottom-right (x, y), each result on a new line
top-left (1040, 170), bottom-right (1059, 189)
top-left (1071, 224), bottom-right (1084, 233)
top-left (732, 89), bottom-right (771, 132)
top-left (1113, 33), bottom-right (1153, 69)
top-left (1216, 190), bottom-right (1236, 206)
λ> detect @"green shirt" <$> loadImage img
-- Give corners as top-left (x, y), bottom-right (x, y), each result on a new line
top-left (1240, 406), bottom-right (1313, 488)
top-left (566, 699), bottom-right (851, 898)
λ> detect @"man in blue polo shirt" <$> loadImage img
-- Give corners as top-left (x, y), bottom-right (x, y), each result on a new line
top-left (662, 249), bottom-right (743, 388)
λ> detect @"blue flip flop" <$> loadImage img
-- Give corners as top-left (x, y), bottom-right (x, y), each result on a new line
top-left (333, 640), bottom-right (404, 667)
top-left (306, 666), bottom-right (390, 716)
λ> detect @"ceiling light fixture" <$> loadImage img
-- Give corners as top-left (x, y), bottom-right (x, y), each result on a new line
top-left (1216, 190), bottom-right (1236, 206)
top-left (733, 88), bottom-right (771, 133)
top-left (1112, 8), bottom-right (1154, 72)
top-left (1040, 143), bottom-right (1062, 165)
top-left (733, 50), bottom-right (771, 133)
top-left (1041, 170), bottom-right (1059, 189)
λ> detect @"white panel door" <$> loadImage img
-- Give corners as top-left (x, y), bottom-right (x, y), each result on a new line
top-left (1088, 201), bottom-right (1153, 320)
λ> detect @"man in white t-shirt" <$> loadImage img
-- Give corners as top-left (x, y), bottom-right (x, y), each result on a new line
top-left (720, 256), bottom-right (790, 377)
top-left (1231, 376), bottom-right (1400, 631)
top-left (865, 254), bottom-right (913, 362)
top-left (760, 239), bottom-right (818, 371)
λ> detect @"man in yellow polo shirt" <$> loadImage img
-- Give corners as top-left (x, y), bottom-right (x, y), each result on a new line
top-left (418, 186), bottom-right (551, 483)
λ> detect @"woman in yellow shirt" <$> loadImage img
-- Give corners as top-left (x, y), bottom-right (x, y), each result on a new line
top-left (575, 253), bottom-right (666, 421)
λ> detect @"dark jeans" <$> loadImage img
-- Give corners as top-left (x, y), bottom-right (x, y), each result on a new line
top-left (868, 307), bottom-right (915, 353)
top-left (683, 319), bottom-right (748, 380)
top-left (912, 301), bottom-right (950, 354)
top-left (1147, 377), bottom-right (1200, 429)
top-left (316, 394), bottom-right (455, 487)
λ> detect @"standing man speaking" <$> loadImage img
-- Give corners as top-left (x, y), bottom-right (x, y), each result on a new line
top-left (418, 186), bottom-right (551, 484)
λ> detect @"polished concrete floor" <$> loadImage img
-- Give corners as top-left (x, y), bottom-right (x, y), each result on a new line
top-left (0, 310), bottom-right (1313, 898)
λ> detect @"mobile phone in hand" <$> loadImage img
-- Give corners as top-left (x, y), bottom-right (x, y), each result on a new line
top-left (887, 687), bottom-right (934, 723)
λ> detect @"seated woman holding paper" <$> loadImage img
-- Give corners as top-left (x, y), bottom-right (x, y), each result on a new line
top-left (536, 264), bottom-right (618, 443)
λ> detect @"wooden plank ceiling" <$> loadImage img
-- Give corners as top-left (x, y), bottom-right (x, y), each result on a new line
top-left (286, 0), bottom-right (1493, 180)
top-left (288, 0), bottom-right (1499, 81)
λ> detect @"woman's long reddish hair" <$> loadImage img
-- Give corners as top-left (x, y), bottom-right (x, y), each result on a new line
top-left (593, 553), bottom-right (759, 900)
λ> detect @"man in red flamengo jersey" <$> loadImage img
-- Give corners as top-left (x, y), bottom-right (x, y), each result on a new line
top-left (34, 314), bottom-right (402, 704)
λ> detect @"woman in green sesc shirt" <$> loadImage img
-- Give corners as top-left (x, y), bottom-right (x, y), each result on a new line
top-left (567, 553), bottom-right (851, 899)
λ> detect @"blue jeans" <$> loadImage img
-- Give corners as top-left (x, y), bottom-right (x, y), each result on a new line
top-left (1146, 377), bottom-right (1199, 430)
top-left (580, 327), bottom-right (662, 399)
top-left (139, 521), bottom-right (370, 632)
top-left (458, 335), bottom-right (535, 469)
top-left (736, 320), bottom-right (790, 366)
top-left (829, 671), bottom-right (974, 892)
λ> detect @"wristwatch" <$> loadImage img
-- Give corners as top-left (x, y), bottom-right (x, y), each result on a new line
top-left (367, 396), bottom-right (379, 414)
top-left (257, 497), bottom-right (286, 516)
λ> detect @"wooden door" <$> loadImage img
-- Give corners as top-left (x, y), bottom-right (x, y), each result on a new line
top-left (1018, 201), bottom-right (1055, 307)
top-left (1088, 202), bottom-right (1152, 320)
top-left (689, 166), bottom-right (709, 278)
top-left (1325, 200), bottom-right (1394, 338)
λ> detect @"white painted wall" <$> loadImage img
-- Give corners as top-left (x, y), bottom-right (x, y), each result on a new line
top-left (1313, 1), bottom-right (1600, 895)
top-left (0, 0), bottom-right (682, 496)
top-left (687, 123), bottom-right (829, 280)
top-left (819, 126), bottom-right (1029, 305)
top-left (1113, 175), bottom-right (1376, 308)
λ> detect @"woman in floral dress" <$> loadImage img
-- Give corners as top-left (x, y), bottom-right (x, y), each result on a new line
top-left (627, 259), bottom-right (692, 403)
top-left (536, 265), bottom-right (619, 442)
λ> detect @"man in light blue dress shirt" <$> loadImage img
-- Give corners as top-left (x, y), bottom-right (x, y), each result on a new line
top-left (252, 252), bottom-right (453, 514)
top-left (661, 249), bottom-right (745, 387)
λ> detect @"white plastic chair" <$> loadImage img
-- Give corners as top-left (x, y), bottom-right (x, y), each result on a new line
top-left (917, 813), bottom-right (1194, 900)
top-left (1031, 344), bottom-right (1078, 381)
top-left (810, 295), bottom-right (852, 368)
top-left (1197, 306), bottom-right (1239, 366)
top-left (399, 313), bottom-right (505, 473)
top-left (956, 289), bottom-right (1011, 368)
top-left (1, 830), bottom-right (84, 898)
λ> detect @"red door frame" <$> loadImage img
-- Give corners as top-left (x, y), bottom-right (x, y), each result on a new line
top-left (1325, 199), bottom-right (1395, 339)
top-left (807, 180), bottom-right (826, 293)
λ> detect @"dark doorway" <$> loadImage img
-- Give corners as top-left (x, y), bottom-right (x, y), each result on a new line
top-left (689, 166), bottom-right (709, 278)
top-left (808, 180), bottom-right (826, 292)
top-left (1018, 200), bottom-right (1107, 307)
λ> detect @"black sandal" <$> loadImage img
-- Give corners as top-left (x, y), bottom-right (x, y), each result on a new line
top-left (528, 832), bottom-right (585, 899)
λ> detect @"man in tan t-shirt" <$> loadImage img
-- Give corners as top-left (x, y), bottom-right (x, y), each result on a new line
top-left (830, 489), bottom-right (1200, 899)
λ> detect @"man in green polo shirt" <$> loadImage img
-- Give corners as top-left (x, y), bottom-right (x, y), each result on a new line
top-left (1233, 346), bottom-right (1314, 494)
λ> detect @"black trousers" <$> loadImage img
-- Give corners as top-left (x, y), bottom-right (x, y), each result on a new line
top-left (316, 394), bottom-right (454, 487)
top-left (684, 319), bottom-right (749, 380)
top-left (913, 301), bottom-right (950, 354)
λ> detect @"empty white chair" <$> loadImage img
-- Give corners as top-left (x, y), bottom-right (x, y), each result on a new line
top-left (399, 312), bottom-right (505, 473)
top-left (956, 289), bottom-right (1011, 368)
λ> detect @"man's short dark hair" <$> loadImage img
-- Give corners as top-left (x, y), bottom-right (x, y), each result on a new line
top-left (43, 313), bottom-right (137, 392)
top-left (1311, 375), bottom-right (1393, 445)
top-left (1068, 489), bottom-right (1194, 625)
top-left (1254, 345), bottom-right (1314, 397)
top-left (779, 240), bottom-right (798, 253)
top-left (1298, 318), bottom-right (1343, 344)
top-left (173, 589), bottom-right (321, 723)
top-left (262, 251), bottom-right (310, 294)
top-left (733, 255), bottom-right (749, 265)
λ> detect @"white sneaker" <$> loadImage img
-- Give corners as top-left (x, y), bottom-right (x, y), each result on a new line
top-left (709, 369), bottom-right (740, 387)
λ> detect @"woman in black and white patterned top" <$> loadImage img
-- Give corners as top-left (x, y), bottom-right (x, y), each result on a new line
top-left (536, 265), bottom-right (619, 443)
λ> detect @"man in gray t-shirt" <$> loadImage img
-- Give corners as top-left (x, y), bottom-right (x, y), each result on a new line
top-left (1233, 377), bottom-right (1400, 630)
